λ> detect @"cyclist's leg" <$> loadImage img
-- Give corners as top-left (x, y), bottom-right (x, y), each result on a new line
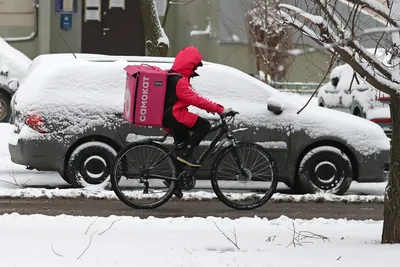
top-left (177, 117), bottom-right (211, 167)
top-left (162, 109), bottom-right (190, 197)
top-left (163, 108), bottom-right (191, 148)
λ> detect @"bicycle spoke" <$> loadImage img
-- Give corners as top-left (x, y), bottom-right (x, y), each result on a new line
top-left (111, 143), bottom-right (177, 209)
top-left (211, 143), bottom-right (278, 210)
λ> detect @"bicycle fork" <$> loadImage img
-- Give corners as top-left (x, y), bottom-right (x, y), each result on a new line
top-left (228, 138), bottom-right (248, 178)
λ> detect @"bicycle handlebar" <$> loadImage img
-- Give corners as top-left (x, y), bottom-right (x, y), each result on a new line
top-left (219, 110), bottom-right (239, 119)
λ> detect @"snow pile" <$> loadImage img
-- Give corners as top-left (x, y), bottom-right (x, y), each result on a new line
top-left (0, 187), bottom-right (386, 203)
top-left (0, 37), bottom-right (31, 87)
top-left (0, 214), bottom-right (396, 266)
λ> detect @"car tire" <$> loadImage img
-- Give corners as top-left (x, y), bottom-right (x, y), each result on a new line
top-left (66, 141), bottom-right (117, 189)
top-left (0, 92), bottom-right (11, 122)
top-left (318, 97), bottom-right (325, 107)
top-left (297, 146), bottom-right (353, 195)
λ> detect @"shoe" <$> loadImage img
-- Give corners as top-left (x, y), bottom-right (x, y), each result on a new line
top-left (177, 154), bottom-right (201, 167)
top-left (163, 180), bottom-right (183, 199)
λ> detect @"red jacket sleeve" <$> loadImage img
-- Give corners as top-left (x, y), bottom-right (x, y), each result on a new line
top-left (176, 78), bottom-right (225, 114)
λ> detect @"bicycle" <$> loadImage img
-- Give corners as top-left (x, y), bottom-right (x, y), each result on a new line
top-left (110, 110), bottom-right (278, 210)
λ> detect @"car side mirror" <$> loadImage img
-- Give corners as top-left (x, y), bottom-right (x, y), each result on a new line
top-left (7, 79), bottom-right (19, 91)
top-left (267, 97), bottom-right (283, 115)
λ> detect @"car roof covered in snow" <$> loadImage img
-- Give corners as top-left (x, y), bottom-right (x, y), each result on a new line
top-left (0, 37), bottom-right (32, 87)
top-left (15, 53), bottom-right (299, 111)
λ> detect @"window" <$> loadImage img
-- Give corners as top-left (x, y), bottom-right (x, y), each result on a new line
top-left (0, 0), bottom-right (36, 40)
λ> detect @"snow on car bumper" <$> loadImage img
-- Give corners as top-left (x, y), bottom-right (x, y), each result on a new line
top-left (357, 149), bottom-right (389, 183)
top-left (8, 133), bottom-right (65, 172)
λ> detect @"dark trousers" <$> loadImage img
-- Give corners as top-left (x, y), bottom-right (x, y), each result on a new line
top-left (162, 108), bottom-right (211, 153)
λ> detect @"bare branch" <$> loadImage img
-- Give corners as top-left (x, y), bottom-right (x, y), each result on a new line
top-left (184, 247), bottom-right (192, 255)
top-left (347, 40), bottom-right (392, 79)
top-left (345, 0), bottom-right (397, 26)
top-left (77, 230), bottom-right (97, 260)
top-left (213, 222), bottom-right (240, 251)
top-left (51, 244), bottom-right (63, 257)
top-left (296, 53), bottom-right (338, 114)
top-left (98, 219), bottom-right (123, 236)
top-left (168, 0), bottom-right (196, 5)
top-left (287, 220), bottom-right (330, 248)
top-left (276, 1), bottom-right (400, 95)
top-left (85, 218), bottom-right (98, 235)
top-left (277, 10), bottom-right (328, 49)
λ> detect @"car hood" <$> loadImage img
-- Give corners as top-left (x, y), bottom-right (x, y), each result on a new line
top-left (190, 98), bottom-right (389, 157)
top-left (294, 105), bottom-right (390, 155)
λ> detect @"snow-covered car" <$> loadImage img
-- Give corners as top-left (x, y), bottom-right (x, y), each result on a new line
top-left (0, 37), bottom-right (32, 122)
top-left (8, 53), bottom-right (390, 195)
top-left (317, 63), bottom-right (392, 138)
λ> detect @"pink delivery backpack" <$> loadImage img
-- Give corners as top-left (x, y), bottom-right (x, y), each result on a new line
top-left (123, 64), bottom-right (169, 127)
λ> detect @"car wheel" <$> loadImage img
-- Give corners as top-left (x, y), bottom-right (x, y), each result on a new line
top-left (66, 141), bottom-right (117, 189)
top-left (297, 146), bottom-right (353, 195)
top-left (318, 98), bottom-right (325, 107)
top-left (0, 92), bottom-right (11, 122)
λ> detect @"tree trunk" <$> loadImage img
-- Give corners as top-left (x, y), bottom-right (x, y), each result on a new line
top-left (140, 0), bottom-right (169, 57)
top-left (382, 92), bottom-right (400, 243)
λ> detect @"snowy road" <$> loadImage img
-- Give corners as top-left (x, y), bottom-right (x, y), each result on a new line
top-left (0, 198), bottom-right (384, 220)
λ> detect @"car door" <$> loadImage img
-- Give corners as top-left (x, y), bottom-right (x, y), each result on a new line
top-left (189, 64), bottom-right (291, 180)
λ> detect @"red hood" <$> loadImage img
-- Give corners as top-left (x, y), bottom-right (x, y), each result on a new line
top-left (171, 46), bottom-right (202, 78)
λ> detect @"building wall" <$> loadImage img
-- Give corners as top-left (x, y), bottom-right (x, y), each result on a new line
top-left (4, 0), bottom-right (82, 59)
top-left (164, 0), bottom-right (256, 75)
top-left (49, 0), bottom-right (82, 54)
top-left (2, 0), bottom-right (40, 59)
top-left (284, 46), bottom-right (333, 83)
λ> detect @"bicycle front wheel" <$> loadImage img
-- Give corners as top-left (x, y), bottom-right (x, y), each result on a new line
top-left (211, 142), bottom-right (278, 210)
top-left (110, 141), bottom-right (177, 209)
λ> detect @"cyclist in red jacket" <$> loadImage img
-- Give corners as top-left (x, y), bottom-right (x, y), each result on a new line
top-left (163, 46), bottom-right (232, 167)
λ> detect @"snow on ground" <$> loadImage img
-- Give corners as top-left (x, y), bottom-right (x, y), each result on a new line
top-left (0, 121), bottom-right (387, 201)
top-left (0, 213), bottom-right (395, 266)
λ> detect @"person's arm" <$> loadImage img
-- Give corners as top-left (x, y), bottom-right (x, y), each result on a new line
top-left (176, 78), bottom-right (224, 114)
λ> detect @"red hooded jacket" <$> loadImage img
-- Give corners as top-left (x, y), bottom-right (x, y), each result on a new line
top-left (169, 46), bottom-right (225, 128)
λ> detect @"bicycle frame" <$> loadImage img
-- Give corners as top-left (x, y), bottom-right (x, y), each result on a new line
top-left (138, 114), bottom-right (245, 181)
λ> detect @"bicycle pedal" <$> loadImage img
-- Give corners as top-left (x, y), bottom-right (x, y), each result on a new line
top-left (173, 190), bottom-right (183, 199)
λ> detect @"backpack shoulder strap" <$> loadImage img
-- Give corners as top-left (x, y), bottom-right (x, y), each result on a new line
top-left (167, 69), bottom-right (183, 78)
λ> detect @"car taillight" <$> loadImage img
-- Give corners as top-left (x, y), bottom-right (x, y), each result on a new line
top-left (25, 112), bottom-right (47, 133)
top-left (371, 118), bottom-right (392, 124)
top-left (377, 96), bottom-right (390, 102)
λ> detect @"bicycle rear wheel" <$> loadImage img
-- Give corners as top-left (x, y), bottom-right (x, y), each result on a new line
top-left (110, 141), bottom-right (177, 209)
top-left (211, 142), bottom-right (278, 210)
